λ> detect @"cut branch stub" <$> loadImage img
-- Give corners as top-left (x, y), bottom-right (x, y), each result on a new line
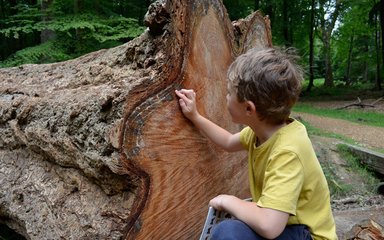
top-left (0, 0), bottom-right (272, 239)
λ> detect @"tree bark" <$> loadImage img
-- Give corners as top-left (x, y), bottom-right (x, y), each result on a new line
top-left (345, 33), bottom-right (354, 86)
top-left (40, 0), bottom-right (55, 43)
top-left (282, 0), bottom-right (291, 47)
top-left (0, 0), bottom-right (272, 239)
top-left (378, 0), bottom-right (384, 90)
top-left (319, 0), bottom-right (343, 87)
top-left (306, 0), bottom-right (316, 92)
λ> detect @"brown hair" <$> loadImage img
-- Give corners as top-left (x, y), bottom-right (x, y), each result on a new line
top-left (227, 47), bottom-right (303, 125)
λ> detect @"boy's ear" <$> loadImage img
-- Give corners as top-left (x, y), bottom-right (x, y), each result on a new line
top-left (245, 100), bottom-right (256, 115)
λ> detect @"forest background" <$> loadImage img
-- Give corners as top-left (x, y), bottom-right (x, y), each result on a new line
top-left (0, 0), bottom-right (384, 93)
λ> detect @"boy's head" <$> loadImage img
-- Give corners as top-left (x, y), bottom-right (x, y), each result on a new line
top-left (227, 47), bottom-right (303, 125)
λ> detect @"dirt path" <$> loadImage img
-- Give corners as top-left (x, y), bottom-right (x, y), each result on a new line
top-left (291, 106), bottom-right (384, 238)
top-left (293, 112), bottom-right (384, 150)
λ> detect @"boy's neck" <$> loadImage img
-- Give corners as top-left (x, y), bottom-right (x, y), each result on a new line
top-left (250, 120), bottom-right (288, 146)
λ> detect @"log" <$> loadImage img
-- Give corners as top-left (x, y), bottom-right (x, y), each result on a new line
top-left (344, 144), bottom-right (384, 176)
top-left (0, 0), bottom-right (272, 239)
top-left (345, 219), bottom-right (384, 240)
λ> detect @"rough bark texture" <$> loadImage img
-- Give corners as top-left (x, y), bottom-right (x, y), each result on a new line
top-left (345, 219), bottom-right (384, 240)
top-left (0, 0), bottom-right (272, 239)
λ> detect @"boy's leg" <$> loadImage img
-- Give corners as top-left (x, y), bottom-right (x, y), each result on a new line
top-left (275, 224), bottom-right (312, 240)
top-left (210, 219), bottom-right (263, 240)
top-left (211, 220), bottom-right (312, 240)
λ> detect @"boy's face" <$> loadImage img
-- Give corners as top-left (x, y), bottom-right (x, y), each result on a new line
top-left (226, 83), bottom-right (246, 124)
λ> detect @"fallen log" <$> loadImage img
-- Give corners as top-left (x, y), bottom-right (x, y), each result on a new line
top-left (0, 0), bottom-right (272, 239)
top-left (344, 144), bottom-right (384, 176)
top-left (345, 219), bottom-right (384, 240)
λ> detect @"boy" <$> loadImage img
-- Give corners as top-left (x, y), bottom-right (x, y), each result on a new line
top-left (175, 48), bottom-right (337, 240)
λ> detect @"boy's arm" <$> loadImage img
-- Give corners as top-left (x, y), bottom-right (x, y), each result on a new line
top-left (175, 89), bottom-right (243, 152)
top-left (210, 195), bottom-right (289, 239)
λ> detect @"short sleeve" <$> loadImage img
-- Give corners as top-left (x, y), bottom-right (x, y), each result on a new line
top-left (239, 127), bottom-right (255, 150)
top-left (257, 150), bottom-right (304, 215)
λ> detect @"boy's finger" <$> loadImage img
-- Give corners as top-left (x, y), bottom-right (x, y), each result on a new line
top-left (176, 89), bottom-right (195, 97)
top-left (178, 99), bottom-right (186, 108)
top-left (176, 90), bottom-right (195, 103)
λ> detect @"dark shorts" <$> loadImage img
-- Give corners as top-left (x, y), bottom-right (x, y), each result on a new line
top-left (211, 219), bottom-right (312, 240)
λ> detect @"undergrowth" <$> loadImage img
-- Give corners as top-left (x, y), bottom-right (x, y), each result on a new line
top-left (336, 144), bottom-right (380, 194)
top-left (300, 119), bottom-right (381, 198)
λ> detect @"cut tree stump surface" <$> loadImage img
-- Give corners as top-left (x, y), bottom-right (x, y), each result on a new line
top-left (0, 0), bottom-right (272, 239)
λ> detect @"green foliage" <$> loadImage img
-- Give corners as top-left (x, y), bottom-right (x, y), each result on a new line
top-left (1, 0), bottom-right (384, 91)
top-left (0, 40), bottom-right (71, 67)
top-left (0, 0), bottom-right (147, 67)
top-left (332, 0), bottom-right (378, 84)
top-left (1, 14), bottom-right (144, 41)
top-left (223, 0), bottom-right (255, 20)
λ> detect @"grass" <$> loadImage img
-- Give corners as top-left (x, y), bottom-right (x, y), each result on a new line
top-left (293, 102), bottom-right (384, 128)
top-left (296, 81), bottom-right (383, 197)
top-left (299, 119), bottom-right (356, 144)
top-left (320, 144), bottom-right (380, 198)
top-left (321, 160), bottom-right (353, 198)
top-left (336, 144), bottom-right (380, 194)
top-left (299, 120), bottom-right (381, 197)
top-left (295, 78), bottom-right (384, 127)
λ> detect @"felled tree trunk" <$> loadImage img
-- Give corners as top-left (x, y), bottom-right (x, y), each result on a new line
top-left (0, 0), bottom-right (272, 239)
top-left (345, 219), bottom-right (384, 240)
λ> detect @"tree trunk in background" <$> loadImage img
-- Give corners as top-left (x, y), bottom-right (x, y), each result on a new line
top-left (378, 0), bottom-right (383, 90)
top-left (0, 0), bottom-right (272, 239)
top-left (40, 0), bottom-right (55, 43)
top-left (265, 1), bottom-right (274, 28)
top-left (9, 0), bottom-right (17, 15)
top-left (282, 0), bottom-right (291, 47)
top-left (323, 34), bottom-right (334, 86)
top-left (363, 40), bottom-right (369, 83)
top-left (0, 0), bottom-right (6, 60)
top-left (345, 33), bottom-right (354, 86)
top-left (254, 0), bottom-right (260, 10)
top-left (319, 0), bottom-right (343, 87)
top-left (0, 0), bottom-right (5, 18)
top-left (375, 12), bottom-right (382, 89)
top-left (306, 0), bottom-right (316, 92)
top-left (371, 0), bottom-right (383, 89)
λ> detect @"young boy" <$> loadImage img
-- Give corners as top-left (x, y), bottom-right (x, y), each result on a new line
top-left (175, 48), bottom-right (337, 240)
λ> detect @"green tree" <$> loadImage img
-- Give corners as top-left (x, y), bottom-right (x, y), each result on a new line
top-left (369, 0), bottom-right (383, 90)
top-left (318, 0), bottom-right (345, 87)
top-left (0, 0), bottom-right (148, 67)
top-left (306, 0), bottom-right (317, 92)
top-left (333, 0), bottom-right (375, 86)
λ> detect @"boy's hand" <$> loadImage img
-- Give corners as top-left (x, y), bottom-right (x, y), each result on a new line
top-left (209, 194), bottom-right (233, 211)
top-left (175, 89), bottom-right (199, 121)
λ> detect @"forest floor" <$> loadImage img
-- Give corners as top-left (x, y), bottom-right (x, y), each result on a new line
top-left (292, 98), bottom-right (384, 238)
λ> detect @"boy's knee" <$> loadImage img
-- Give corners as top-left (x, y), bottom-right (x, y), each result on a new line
top-left (211, 219), bottom-right (262, 240)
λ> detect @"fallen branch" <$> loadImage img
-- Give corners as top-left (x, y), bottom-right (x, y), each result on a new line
top-left (371, 97), bottom-right (383, 106)
top-left (337, 97), bottom-right (375, 110)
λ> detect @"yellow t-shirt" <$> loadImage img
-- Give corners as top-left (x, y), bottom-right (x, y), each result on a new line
top-left (240, 119), bottom-right (337, 240)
